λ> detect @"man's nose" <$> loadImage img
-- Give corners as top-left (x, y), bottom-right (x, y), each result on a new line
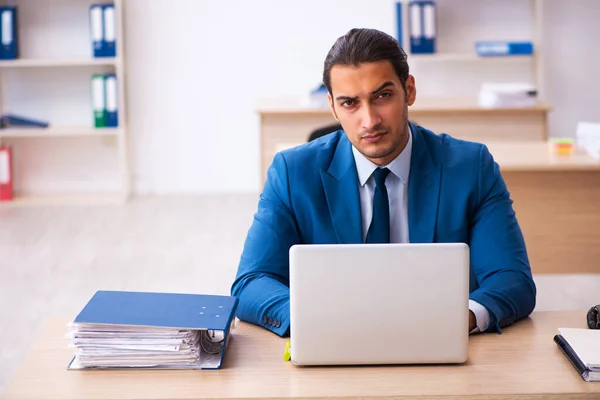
top-left (361, 106), bottom-right (383, 132)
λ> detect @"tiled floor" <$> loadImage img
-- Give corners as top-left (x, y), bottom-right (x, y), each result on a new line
top-left (1, 195), bottom-right (598, 396)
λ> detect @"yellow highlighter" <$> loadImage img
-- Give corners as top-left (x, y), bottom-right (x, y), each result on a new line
top-left (284, 341), bottom-right (291, 361)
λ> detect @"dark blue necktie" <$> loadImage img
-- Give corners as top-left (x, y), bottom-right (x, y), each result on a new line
top-left (365, 167), bottom-right (391, 243)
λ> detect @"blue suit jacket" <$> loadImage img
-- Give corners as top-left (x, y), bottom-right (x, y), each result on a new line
top-left (231, 123), bottom-right (536, 337)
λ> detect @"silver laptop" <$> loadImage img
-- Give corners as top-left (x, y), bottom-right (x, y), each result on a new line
top-left (289, 243), bottom-right (470, 366)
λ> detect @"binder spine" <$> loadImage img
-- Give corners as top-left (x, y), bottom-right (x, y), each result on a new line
top-left (90, 5), bottom-right (104, 58)
top-left (104, 74), bottom-right (118, 127)
top-left (422, 2), bottom-right (436, 53)
top-left (1, 7), bottom-right (18, 60)
top-left (103, 4), bottom-right (116, 57)
top-left (409, 1), bottom-right (422, 53)
top-left (210, 298), bottom-right (238, 369)
top-left (0, 146), bottom-right (13, 201)
top-left (91, 74), bottom-right (106, 128)
top-left (396, 2), bottom-right (403, 47)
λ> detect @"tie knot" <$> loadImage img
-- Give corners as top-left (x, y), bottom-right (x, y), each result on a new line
top-left (372, 167), bottom-right (390, 187)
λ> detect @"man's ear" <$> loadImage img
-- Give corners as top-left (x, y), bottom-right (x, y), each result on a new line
top-left (327, 92), bottom-right (339, 121)
top-left (405, 75), bottom-right (417, 106)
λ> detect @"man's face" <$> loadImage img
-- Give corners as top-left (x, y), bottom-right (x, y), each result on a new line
top-left (327, 60), bottom-right (416, 166)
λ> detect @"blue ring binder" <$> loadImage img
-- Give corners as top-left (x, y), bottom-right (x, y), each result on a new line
top-left (67, 290), bottom-right (239, 370)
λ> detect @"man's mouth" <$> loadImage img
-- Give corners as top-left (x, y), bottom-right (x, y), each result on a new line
top-left (361, 131), bottom-right (387, 143)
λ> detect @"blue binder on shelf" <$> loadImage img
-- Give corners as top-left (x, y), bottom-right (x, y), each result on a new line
top-left (395, 2), bottom-right (403, 47)
top-left (475, 41), bottom-right (534, 57)
top-left (0, 6), bottom-right (18, 60)
top-left (102, 4), bottom-right (116, 57)
top-left (89, 4), bottom-right (105, 57)
top-left (0, 114), bottom-right (49, 128)
top-left (68, 290), bottom-right (239, 370)
top-left (104, 73), bottom-right (118, 127)
top-left (409, 0), bottom-right (436, 54)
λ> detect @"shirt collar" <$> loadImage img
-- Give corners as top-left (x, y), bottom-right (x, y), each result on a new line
top-left (352, 125), bottom-right (413, 186)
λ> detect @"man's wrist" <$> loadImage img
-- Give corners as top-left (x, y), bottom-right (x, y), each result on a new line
top-left (468, 299), bottom-right (491, 333)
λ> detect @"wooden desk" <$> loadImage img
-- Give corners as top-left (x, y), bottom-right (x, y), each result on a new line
top-left (3, 311), bottom-right (600, 400)
top-left (258, 99), bottom-right (551, 183)
top-left (484, 142), bottom-right (600, 274)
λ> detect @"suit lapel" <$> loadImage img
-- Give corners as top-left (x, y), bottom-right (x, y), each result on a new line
top-left (408, 124), bottom-right (441, 243)
top-left (320, 134), bottom-right (363, 244)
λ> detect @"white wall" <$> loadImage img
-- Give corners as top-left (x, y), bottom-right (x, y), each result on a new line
top-left (543, 1), bottom-right (600, 138)
top-left (125, 0), bottom-right (404, 194)
top-left (6, 0), bottom-right (599, 195)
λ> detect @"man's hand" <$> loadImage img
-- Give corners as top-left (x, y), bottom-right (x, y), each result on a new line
top-left (469, 310), bottom-right (477, 332)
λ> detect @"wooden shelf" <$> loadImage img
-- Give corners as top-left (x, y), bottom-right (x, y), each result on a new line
top-left (0, 58), bottom-right (118, 68)
top-left (409, 53), bottom-right (534, 62)
top-left (257, 100), bottom-right (552, 116)
top-left (0, 127), bottom-right (122, 138)
top-left (0, 193), bottom-right (128, 207)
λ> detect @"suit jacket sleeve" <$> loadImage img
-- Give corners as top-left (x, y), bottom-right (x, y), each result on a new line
top-left (468, 145), bottom-right (537, 333)
top-left (231, 153), bottom-right (298, 337)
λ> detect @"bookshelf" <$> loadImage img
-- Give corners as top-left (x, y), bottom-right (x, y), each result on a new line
top-left (256, 0), bottom-right (550, 185)
top-left (0, 57), bottom-right (119, 68)
top-left (0, 126), bottom-right (122, 138)
top-left (0, 0), bottom-right (129, 206)
top-left (409, 53), bottom-right (533, 62)
top-left (398, 0), bottom-right (546, 102)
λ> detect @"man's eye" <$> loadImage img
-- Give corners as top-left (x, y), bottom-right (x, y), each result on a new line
top-left (378, 92), bottom-right (391, 99)
top-left (342, 100), bottom-right (356, 107)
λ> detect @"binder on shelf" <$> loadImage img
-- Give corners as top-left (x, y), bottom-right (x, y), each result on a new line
top-left (90, 5), bottom-right (105, 58)
top-left (554, 328), bottom-right (600, 382)
top-left (395, 2), bottom-right (403, 47)
top-left (0, 114), bottom-right (49, 128)
top-left (475, 41), bottom-right (534, 57)
top-left (0, 6), bottom-right (18, 60)
top-left (91, 74), bottom-right (106, 128)
top-left (104, 73), bottom-right (118, 127)
top-left (409, 1), bottom-right (436, 54)
top-left (102, 4), bottom-right (116, 58)
top-left (0, 146), bottom-right (13, 201)
top-left (67, 290), bottom-right (239, 370)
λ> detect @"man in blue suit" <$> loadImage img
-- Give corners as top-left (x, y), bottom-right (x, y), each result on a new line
top-left (231, 28), bottom-right (536, 337)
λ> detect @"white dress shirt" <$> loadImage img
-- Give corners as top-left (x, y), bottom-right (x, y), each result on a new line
top-left (351, 126), bottom-right (490, 333)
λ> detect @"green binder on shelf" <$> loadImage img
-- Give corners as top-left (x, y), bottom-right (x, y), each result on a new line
top-left (91, 74), bottom-right (106, 128)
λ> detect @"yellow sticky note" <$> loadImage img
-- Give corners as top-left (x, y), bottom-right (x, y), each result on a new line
top-left (284, 341), bottom-right (291, 361)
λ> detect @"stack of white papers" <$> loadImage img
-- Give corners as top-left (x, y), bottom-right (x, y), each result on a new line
top-left (478, 82), bottom-right (538, 108)
top-left (67, 322), bottom-right (212, 369)
top-left (576, 122), bottom-right (600, 160)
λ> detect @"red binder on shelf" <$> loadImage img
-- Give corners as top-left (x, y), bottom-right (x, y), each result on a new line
top-left (0, 146), bottom-right (13, 201)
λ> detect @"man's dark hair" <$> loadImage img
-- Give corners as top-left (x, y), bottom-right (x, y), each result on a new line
top-left (323, 28), bottom-right (409, 95)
